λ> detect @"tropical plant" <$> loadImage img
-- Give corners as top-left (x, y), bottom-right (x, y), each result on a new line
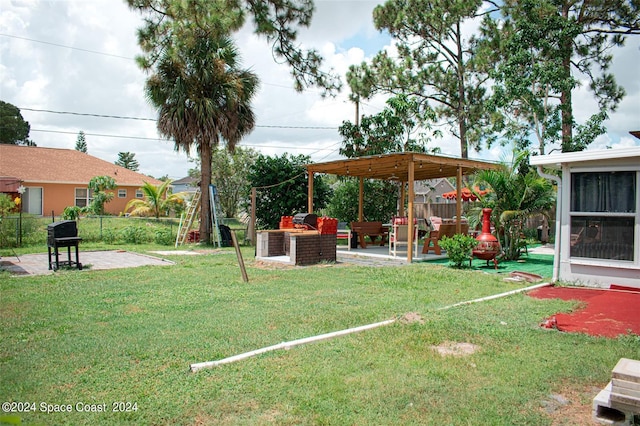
top-left (143, 32), bottom-right (259, 243)
top-left (62, 206), bottom-right (82, 221)
top-left (473, 151), bottom-right (556, 260)
top-left (125, 181), bottom-right (186, 219)
top-left (86, 175), bottom-right (116, 216)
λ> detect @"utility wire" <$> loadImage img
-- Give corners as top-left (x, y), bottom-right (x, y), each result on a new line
top-left (30, 128), bottom-right (337, 152)
top-left (20, 107), bottom-right (338, 130)
top-left (1, 33), bottom-right (323, 92)
top-left (0, 33), bottom-right (134, 60)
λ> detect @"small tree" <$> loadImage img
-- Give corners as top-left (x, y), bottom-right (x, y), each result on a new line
top-left (115, 152), bottom-right (140, 171)
top-left (75, 131), bottom-right (87, 153)
top-left (87, 175), bottom-right (116, 215)
top-left (338, 94), bottom-right (439, 157)
top-left (209, 147), bottom-right (258, 218)
top-left (326, 178), bottom-right (398, 224)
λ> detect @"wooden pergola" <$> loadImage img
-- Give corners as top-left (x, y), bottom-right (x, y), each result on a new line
top-left (306, 152), bottom-right (500, 263)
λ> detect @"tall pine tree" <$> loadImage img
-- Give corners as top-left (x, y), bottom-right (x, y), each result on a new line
top-left (75, 131), bottom-right (87, 153)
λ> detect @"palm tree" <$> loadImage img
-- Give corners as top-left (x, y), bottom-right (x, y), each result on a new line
top-left (125, 180), bottom-right (186, 219)
top-left (473, 151), bottom-right (556, 260)
top-left (144, 32), bottom-right (259, 243)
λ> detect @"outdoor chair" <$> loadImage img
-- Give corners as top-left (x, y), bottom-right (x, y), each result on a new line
top-left (422, 223), bottom-right (470, 255)
top-left (389, 218), bottom-right (419, 257)
top-left (429, 216), bottom-right (442, 232)
top-left (336, 222), bottom-right (351, 250)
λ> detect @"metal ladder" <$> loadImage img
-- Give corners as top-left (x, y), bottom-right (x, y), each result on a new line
top-left (210, 184), bottom-right (222, 248)
top-left (175, 189), bottom-right (201, 247)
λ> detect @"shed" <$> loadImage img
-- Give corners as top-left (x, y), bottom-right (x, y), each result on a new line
top-left (531, 147), bottom-right (640, 289)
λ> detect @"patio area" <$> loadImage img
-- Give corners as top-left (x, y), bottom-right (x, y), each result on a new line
top-left (337, 243), bottom-right (447, 263)
top-left (337, 242), bottom-right (555, 278)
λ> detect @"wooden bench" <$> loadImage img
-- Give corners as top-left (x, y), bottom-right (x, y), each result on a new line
top-left (422, 223), bottom-right (469, 255)
top-left (350, 221), bottom-right (388, 249)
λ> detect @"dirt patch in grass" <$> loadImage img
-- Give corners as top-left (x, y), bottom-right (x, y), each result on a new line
top-left (430, 341), bottom-right (480, 357)
top-left (398, 312), bottom-right (424, 324)
top-left (252, 260), bottom-right (295, 270)
top-left (540, 383), bottom-right (603, 425)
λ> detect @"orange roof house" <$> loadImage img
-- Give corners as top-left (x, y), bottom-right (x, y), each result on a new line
top-left (0, 145), bottom-right (162, 216)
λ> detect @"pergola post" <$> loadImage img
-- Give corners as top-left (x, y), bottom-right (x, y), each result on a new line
top-left (456, 165), bottom-right (462, 234)
top-left (358, 177), bottom-right (364, 221)
top-left (308, 172), bottom-right (314, 213)
top-left (407, 160), bottom-right (415, 263)
top-left (399, 182), bottom-right (406, 217)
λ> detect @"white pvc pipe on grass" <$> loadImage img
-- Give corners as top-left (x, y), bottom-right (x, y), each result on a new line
top-left (190, 319), bottom-right (396, 372)
top-left (189, 282), bottom-right (552, 372)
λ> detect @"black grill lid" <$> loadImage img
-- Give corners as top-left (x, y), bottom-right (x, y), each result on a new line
top-left (292, 213), bottom-right (317, 228)
top-left (47, 220), bottom-right (78, 242)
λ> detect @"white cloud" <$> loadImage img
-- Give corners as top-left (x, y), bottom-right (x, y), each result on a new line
top-left (1, 0), bottom-right (637, 182)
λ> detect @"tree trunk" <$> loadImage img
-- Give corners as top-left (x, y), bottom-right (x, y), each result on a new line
top-left (560, 2), bottom-right (573, 152)
top-left (456, 22), bottom-right (468, 159)
top-left (199, 140), bottom-right (213, 244)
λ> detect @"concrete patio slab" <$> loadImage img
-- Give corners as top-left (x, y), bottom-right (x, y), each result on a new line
top-left (0, 250), bottom-right (175, 276)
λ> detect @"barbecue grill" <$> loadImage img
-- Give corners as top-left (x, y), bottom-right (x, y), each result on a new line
top-left (292, 213), bottom-right (318, 230)
top-left (47, 220), bottom-right (82, 270)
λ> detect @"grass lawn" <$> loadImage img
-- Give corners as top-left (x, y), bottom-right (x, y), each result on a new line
top-left (1, 244), bottom-right (638, 425)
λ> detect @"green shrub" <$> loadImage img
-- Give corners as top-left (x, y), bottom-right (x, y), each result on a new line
top-left (102, 228), bottom-right (117, 244)
top-left (0, 193), bottom-right (16, 217)
top-left (19, 215), bottom-right (45, 246)
top-left (120, 225), bottom-right (148, 244)
top-left (154, 228), bottom-right (174, 245)
top-left (62, 206), bottom-right (82, 221)
top-left (439, 234), bottom-right (478, 268)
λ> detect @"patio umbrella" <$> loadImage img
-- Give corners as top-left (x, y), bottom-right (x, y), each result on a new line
top-left (442, 187), bottom-right (488, 201)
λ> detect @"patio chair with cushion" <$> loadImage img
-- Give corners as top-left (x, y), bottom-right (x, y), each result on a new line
top-left (389, 217), bottom-right (419, 257)
top-left (337, 222), bottom-right (351, 251)
top-left (429, 216), bottom-right (442, 231)
top-left (422, 222), bottom-right (470, 255)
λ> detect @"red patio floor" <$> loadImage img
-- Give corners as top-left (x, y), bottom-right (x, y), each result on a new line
top-left (528, 286), bottom-right (640, 338)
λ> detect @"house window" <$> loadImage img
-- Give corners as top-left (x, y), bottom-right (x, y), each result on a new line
top-left (118, 189), bottom-right (127, 198)
top-left (75, 188), bottom-right (93, 208)
top-left (569, 171), bottom-right (637, 261)
top-left (135, 190), bottom-right (143, 199)
top-left (21, 187), bottom-right (43, 215)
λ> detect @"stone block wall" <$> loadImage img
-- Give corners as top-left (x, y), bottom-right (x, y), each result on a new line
top-left (291, 234), bottom-right (336, 265)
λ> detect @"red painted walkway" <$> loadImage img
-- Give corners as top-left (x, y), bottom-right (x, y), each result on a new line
top-left (528, 286), bottom-right (640, 338)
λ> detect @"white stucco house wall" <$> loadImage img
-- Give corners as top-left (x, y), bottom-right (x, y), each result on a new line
top-left (530, 147), bottom-right (640, 289)
top-left (171, 176), bottom-right (198, 194)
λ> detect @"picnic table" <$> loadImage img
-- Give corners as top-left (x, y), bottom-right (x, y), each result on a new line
top-left (350, 221), bottom-right (388, 249)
